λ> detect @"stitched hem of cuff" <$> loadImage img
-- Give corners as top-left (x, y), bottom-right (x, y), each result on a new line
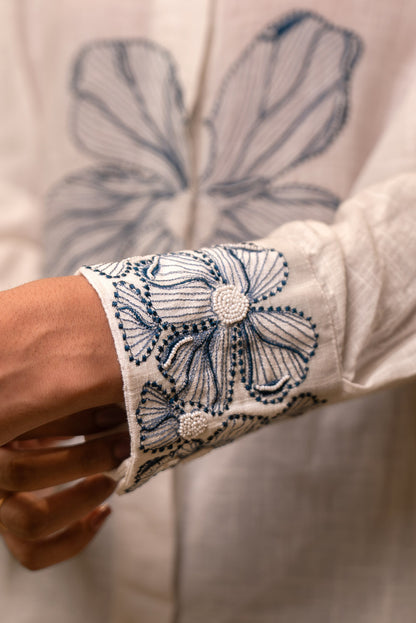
top-left (77, 267), bottom-right (138, 493)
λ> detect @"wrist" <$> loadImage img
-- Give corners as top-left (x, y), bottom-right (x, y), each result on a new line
top-left (60, 275), bottom-right (124, 408)
top-left (8, 276), bottom-right (122, 414)
top-left (0, 275), bottom-right (123, 444)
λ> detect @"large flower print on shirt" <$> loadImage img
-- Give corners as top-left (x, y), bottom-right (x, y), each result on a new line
top-left (46, 10), bottom-right (362, 275)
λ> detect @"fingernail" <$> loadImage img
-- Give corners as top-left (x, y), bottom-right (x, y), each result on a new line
top-left (96, 407), bottom-right (126, 429)
top-left (89, 505), bottom-right (112, 531)
top-left (113, 439), bottom-right (130, 461)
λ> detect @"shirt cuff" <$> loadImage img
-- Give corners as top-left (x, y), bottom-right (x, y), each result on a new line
top-left (79, 238), bottom-right (341, 493)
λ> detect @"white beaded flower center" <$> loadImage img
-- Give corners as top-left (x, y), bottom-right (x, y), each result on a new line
top-left (211, 284), bottom-right (250, 325)
top-left (179, 410), bottom-right (208, 441)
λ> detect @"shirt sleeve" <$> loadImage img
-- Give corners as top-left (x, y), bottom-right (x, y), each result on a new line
top-left (79, 172), bottom-right (416, 493)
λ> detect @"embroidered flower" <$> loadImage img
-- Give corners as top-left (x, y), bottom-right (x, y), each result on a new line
top-left (114, 244), bottom-right (318, 412)
top-left (209, 393), bottom-right (325, 448)
top-left (131, 386), bottom-right (325, 488)
top-left (136, 382), bottom-right (210, 452)
top-left (137, 381), bottom-right (265, 454)
top-left (127, 438), bottom-right (203, 492)
top-left (46, 11), bottom-right (362, 275)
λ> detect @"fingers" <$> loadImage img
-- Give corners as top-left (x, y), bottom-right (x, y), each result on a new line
top-left (0, 404), bottom-right (129, 570)
top-left (0, 433), bottom-right (130, 492)
top-left (2, 503), bottom-right (112, 571)
top-left (18, 404), bottom-right (127, 440)
top-left (0, 475), bottom-right (116, 540)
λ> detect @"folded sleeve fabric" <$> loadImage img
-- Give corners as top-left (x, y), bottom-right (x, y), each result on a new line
top-left (79, 173), bottom-right (416, 493)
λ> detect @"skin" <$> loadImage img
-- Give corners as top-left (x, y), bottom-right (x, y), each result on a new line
top-left (0, 275), bottom-right (127, 569)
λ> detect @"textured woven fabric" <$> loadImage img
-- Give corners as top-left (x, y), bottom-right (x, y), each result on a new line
top-left (0, 1), bottom-right (415, 622)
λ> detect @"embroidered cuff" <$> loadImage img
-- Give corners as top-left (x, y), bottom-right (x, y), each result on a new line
top-left (80, 241), bottom-right (340, 493)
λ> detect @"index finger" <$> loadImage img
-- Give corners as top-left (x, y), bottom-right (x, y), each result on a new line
top-left (0, 432), bottom-right (130, 492)
top-left (18, 405), bottom-right (127, 440)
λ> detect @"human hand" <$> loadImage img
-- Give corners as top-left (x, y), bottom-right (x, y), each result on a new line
top-left (0, 404), bottom-right (129, 570)
top-left (0, 274), bottom-right (123, 445)
top-left (0, 274), bottom-right (128, 569)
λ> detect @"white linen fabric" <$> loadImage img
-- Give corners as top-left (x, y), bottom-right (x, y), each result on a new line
top-left (0, 1), bottom-right (415, 622)
top-left (80, 174), bottom-right (416, 494)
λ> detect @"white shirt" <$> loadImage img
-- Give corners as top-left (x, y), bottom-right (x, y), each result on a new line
top-left (0, 1), bottom-right (415, 622)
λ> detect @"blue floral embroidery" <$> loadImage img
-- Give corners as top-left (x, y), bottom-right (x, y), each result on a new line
top-left (137, 382), bottom-right (325, 455)
top-left (136, 381), bottom-right (266, 454)
top-left (46, 11), bottom-right (362, 275)
top-left (112, 280), bottom-right (161, 363)
top-left (200, 12), bottom-right (362, 244)
top-left (137, 382), bottom-right (209, 452)
top-left (208, 393), bottom-right (326, 448)
top-left (126, 442), bottom-right (199, 493)
top-left (137, 383), bottom-right (182, 452)
top-left (43, 10), bottom-right (363, 489)
top-left (129, 387), bottom-right (325, 488)
top-left (107, 243), bottom-right (318, 412)
top-left (46, 41), bottom-right (189, 275)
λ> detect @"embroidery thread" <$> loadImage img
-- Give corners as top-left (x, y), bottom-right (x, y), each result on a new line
top-left (129, 391), bottom-right (326, 489)
top-left (44, 10), bottom-right (362, 488)
top-left (46, 11), bottom-right (362, 274)
top-left (104, 244), bottom-right (318, 413)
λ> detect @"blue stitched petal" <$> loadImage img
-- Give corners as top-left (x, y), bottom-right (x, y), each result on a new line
top-left (205, 324), bottom-right (235, 412)
top-left (183, 325), bottom-right (234, 412)
top-left (201, 246), bottom-right (249, 293)
top-left (46, 164), bottom-right (177, 276)
top-left (144, 252), bottom-right (220, 323)
top-left (175, 440), bottom-right (204, 459)
top-left (132, 454), bottom-right (181, 489)
top-left (137, 383), bottom-right (175, 429)
top-left (140, 418), bottom-right (179, 450)
top-left (160, 327), bottom-right (217, 394)
top-left (261, 183), bottom-right (339, 215)
top-left (145, 252), bottom-right (220, 288)
top-left (131, 439), bottom-right (204, 489)
top-left (160, 324), bottom-right (233, 412)
top-left (240, 307), bottom-right (318, 393)
top-left (226, 245), bottom-right (288, 301)
top-left (87, 261), bottom-right (133, 278)
top-left (72, 40), bottom-right (189, 191)
top-left (202, 11), bottom-right (362, 186)
top-left (209, 416), bottom-right (263, 449)
top-left (114, 281), bottom-right (161, 362)
top-left (283, 392), bottom-right (325, 418)
top-left (249, 308), bottom-right (317, 357)
top-left (148, 281), bottom-right (215, 324)
top-left (208, 183), bottom-right (339, 246)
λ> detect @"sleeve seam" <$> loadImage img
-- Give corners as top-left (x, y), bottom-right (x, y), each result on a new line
top-left (294, 225), bottom-right (344, 391)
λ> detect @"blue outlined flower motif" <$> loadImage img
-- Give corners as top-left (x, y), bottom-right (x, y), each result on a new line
top-left (129, 386), bottom-right (325, 488)
top-left (136, 382), bottom-right (210, 452)
top-left (207, 393), bottom-right (326, 448)
top-left (111, 243), bottom-right (319, 412)
top-left (46, 40), bottom-right (190, 275)
top-left (46, 11), bottom-right (362, 275)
